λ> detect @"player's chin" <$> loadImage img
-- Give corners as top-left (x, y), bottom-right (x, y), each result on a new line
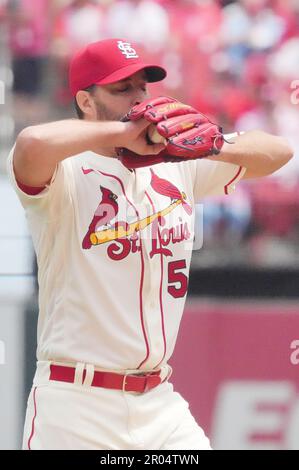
top-left (113, 112), bottom-right (128, 122)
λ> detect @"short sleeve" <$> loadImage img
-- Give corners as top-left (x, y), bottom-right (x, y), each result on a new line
top-left (193, 160), bottom-right (246, 201)
top-left (192, 132), bottom-right (246, 202)
top-left (6, 144), bottom-right (72, 212)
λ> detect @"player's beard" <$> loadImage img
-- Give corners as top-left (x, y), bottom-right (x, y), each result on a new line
top-left (93, 100), bottom-right (124, 157)
top-left (94, 101), bottom-right (123, 122)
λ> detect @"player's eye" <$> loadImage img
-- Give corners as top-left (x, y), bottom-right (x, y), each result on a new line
top-left (117, 84), bottom-right (147, 93)
top-left (117, 86), bottom-right (130, 93)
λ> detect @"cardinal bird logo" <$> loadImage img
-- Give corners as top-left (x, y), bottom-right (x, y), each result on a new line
top-left (81, 167), bottom-right (192, 253)
top-left (82, 186), bottom-right (119, 249)
top-left (149, 169), bottom-right (192, 215)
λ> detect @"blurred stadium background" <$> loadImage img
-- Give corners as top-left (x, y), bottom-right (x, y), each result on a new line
top-left (0, 0), bottom-right (299, 450)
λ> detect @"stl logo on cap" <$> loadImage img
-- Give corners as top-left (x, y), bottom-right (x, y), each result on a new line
top-left (117, 41), bottom-right (139, 60)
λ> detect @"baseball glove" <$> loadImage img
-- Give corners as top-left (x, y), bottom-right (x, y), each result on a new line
top-left (116, 96), bottom-right (225, 169)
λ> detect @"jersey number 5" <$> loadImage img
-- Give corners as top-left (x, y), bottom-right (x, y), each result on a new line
top-left (167, 260), bottom-right (188, 299)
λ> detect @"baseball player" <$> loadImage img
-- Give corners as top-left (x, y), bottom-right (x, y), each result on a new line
top-left (7, 38), bottom-right (292, 450)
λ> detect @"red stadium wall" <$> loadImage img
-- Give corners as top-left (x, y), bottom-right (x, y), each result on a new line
top-left (170, 301), bottom-right (299, 450)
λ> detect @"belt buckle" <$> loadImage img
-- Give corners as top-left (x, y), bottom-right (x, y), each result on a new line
top-left (122, 371), bottom-right (145, 393)
top-left (122, 371), bottom-right (129, 393)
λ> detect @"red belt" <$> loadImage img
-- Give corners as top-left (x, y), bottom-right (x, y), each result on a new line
top-left (49, 364), bottom-right (163, 393)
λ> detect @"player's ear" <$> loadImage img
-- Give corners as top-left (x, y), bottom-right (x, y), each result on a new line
top-left (76, 90), bottom-right (96, 120)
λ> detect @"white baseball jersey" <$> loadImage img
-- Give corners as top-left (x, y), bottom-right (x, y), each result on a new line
top-left (7, 143), bottom-right (245, 371)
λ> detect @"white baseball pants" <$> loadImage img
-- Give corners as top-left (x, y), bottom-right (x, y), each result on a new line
top-left (23, 361), bottom-right (211, 450)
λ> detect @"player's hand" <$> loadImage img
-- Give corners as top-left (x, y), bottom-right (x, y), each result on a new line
top-left (120, 118), bottom-right (166, 156)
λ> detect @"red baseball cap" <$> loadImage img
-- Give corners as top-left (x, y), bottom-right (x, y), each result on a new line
top-left (69, 38), bottom-right (167, 97)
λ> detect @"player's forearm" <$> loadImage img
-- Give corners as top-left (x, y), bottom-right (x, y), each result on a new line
top-left (13, 119), bottom-right (130, 187)
top-left (13, 117), bottom-right (164, 187)
top-left (209, 130), bottom-right (294, 178)
top-left (16, 119), bottom-right (127, 164)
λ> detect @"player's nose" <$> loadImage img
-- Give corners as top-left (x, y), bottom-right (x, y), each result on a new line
top-left (132, 89), bottom-right (149, 106)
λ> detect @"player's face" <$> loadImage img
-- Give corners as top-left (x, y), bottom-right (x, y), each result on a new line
top-left (91, 70), bottom-right (149, 121)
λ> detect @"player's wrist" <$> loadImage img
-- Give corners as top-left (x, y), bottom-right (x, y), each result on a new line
top-left (106, 121), bottom-right (128, 148)
top-left (207, 132), bottom-right (240, 161)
